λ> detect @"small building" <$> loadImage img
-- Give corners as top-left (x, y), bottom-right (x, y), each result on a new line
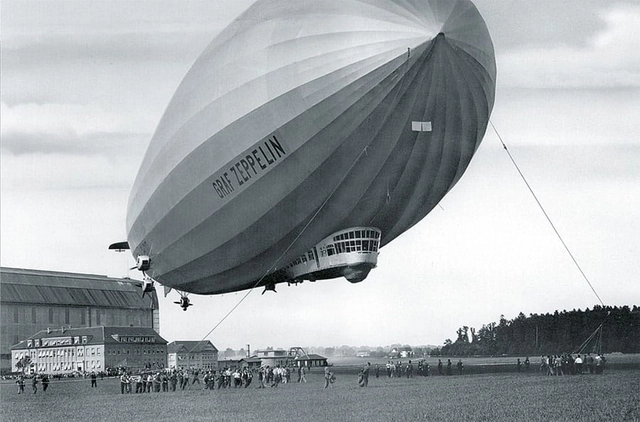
top-left (11, 326), bottom-right (167, 374)
top-left (356, 350), bottom-right (371, 357)
top-left (217, 358), bottom-right (241, 369)
top-left (388, 346), bottom-right (413, 359)
top-left (293, 353), bottom-right (328, 368)
top-left (167, 341), bottom-right (218, 370)
top-left (249, 347), bottom-right (327, 368)
top-left (238, 356), bottom-right (262, 369)
top-left (253, 349), bottom-right (289, 368)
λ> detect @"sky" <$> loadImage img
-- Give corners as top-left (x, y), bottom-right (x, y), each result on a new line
top-left (2, 0), bottom-right (639, 352)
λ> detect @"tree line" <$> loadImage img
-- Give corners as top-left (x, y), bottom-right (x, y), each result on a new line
top-left (436, 305), bottom-right (640, 357)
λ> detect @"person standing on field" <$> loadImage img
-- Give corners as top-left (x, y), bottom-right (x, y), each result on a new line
top-left (257, 366), bottom-right (265, 388)
top-left (324, 366), bottom-right (333, 388)
top-left (183, 369), bottom-right (190, 389)
top-left (575, 355), bottom-right (583, 374)
top-left (16, 375), bottom-right (25, 394)
top-left (41, 374), bottom-right (50, 392)
top-left (362, 362), bottom-right (371, 387)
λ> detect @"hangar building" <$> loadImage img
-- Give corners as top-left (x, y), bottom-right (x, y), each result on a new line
top-left (0, 267), bottom-right (159, 374)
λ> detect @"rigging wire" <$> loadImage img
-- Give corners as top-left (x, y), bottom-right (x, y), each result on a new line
top-left (187, 144), bottom-right (372, 353)
top-left (491, 121), bottom-right (612, 354)
top-left (185, 48), bottom-right (417, 355)
top-left (572, 321), bottom-right (604, 355)
top-left (489, 120), bottom-right (605, 308)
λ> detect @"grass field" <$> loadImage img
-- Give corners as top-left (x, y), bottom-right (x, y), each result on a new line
top-left (2, 368), bottom-right (638, 422)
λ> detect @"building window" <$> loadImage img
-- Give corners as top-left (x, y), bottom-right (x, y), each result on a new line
top-left (32, 308), bottom-right (37, 323)
top-left (14, 307), bottom-right (19, 323)
top-left (96, 310), bottom-right (101, 325)
top-left (65, 308), bottom-right (70, 324)
top-left (81, 310), bottom-right (86, 325)
top-left (49, 308), bottom-right (54, 323)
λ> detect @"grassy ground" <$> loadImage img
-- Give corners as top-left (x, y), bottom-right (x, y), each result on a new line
top-left (1, 368), bottom-right (638, 422)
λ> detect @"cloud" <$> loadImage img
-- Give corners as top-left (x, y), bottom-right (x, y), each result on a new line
top-left (4, 32), bottom-right (209, 70)
top-left (1, 151), bottom-right (141, 190)
top-left (1, 101), bottom-right (150, 156)
top-left (497, 4), bottom-right (640, 88)
top-left (2, 130), bottom-right (148, 156)
top-left (1, 0), bottom-right (255, 107)
top-left (474, 0), bottom-right (611, 50)
top-left (491, 87), bottom-right (640, 148)
top-left (2, 0), bottom-right (254, 37)
top-left (3, 102), bottom-right (135, 136)
top-left (2, 0), bottom-right (258, 69)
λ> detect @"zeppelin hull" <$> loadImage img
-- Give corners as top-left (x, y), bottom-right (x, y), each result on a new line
top-left (126, 0), bottom-right (496, 294)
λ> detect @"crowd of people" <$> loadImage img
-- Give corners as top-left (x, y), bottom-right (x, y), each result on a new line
top-left (538, 353), bottom-right (607, 375)
top-left (116, 364), bottom-right (311, 393)
top-left (370, 359), bottom-right (467, 378)
top-left (377, 359), bottom-right (438, 378)
top-left (15, 373), bottom-right (50, 394)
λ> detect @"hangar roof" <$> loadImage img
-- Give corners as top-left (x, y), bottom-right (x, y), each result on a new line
top-left (0, 267), bottom-right (158, 310)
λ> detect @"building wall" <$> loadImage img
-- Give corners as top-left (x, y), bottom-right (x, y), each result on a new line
top-left (168, 351), bottom-right (218, 370)
top-left (12, 342), bottom-right (168, 374)
top-left (12, 344), bottom-right (107, 374)
top-left (104, 343), bottom-right (167, 371)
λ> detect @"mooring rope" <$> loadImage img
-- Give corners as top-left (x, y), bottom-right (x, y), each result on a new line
top-left (489, 120), bottom-right (605, 307)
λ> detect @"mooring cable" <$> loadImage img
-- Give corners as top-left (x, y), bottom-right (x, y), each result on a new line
top-left (489, 120), bottom-right (605, 307)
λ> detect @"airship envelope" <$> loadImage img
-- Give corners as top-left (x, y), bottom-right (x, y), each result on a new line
top-left (126, 0), bottom-right (496, 295)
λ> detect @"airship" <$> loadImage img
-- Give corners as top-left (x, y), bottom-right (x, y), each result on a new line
top-left (120, 0), bottom-right (496, 296)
